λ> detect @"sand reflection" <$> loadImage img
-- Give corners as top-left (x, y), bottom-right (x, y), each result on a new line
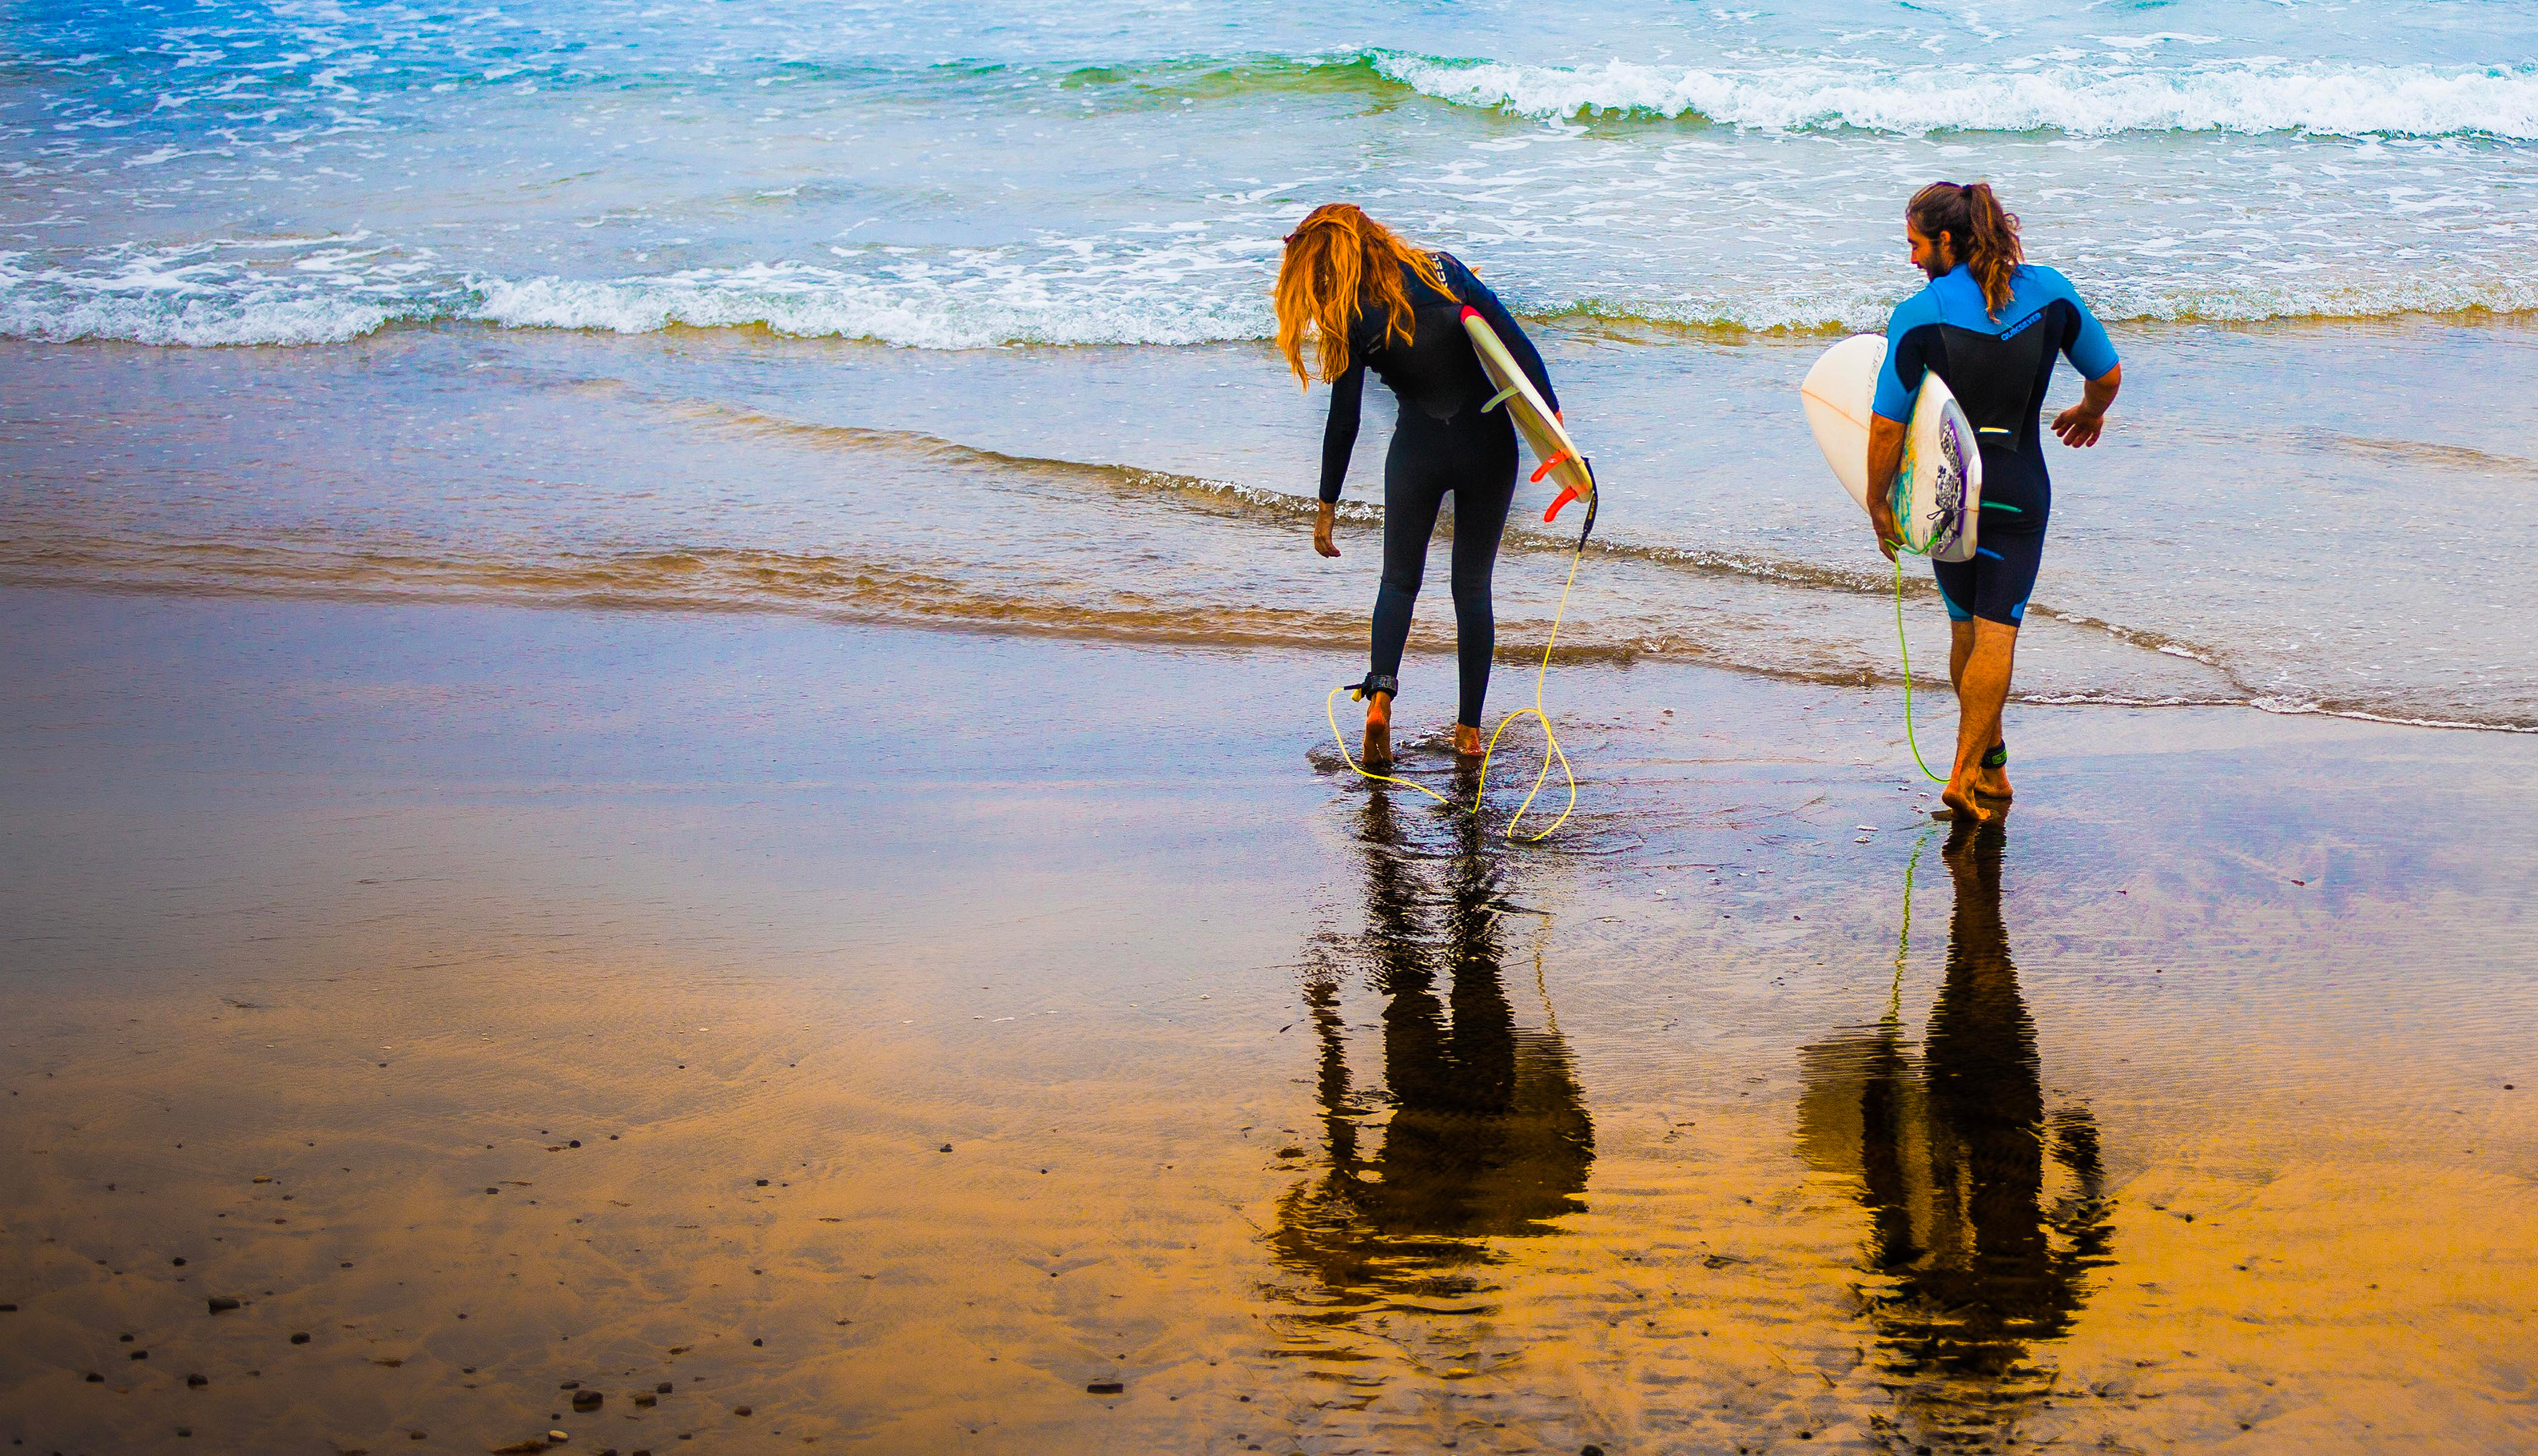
top-left (1268, 786), bottom-right (1595, 1358)
top-left (1801, 821), bottom-right (2115, 1438)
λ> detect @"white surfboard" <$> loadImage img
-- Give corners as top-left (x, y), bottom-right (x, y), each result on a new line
top-left (1800, 333), bottom-right (1982, 563)
top-left (1462, 306), bottom-right (1595, 526)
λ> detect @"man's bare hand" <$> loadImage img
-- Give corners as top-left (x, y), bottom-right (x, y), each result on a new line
top-left (2052, 404), bottom-right (2106, 448)
top-left (1868, 501), bottom-right (1901, 563)
top-left (1864, 414), bottom-right (1907, 562)
top-left (2055, 364), bottom-right (2120, 448)
top-left (1313, 501), bottom-right (1341, 558)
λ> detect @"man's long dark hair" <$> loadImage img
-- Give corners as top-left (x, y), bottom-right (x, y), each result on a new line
top-left (1909, 181), bottom-right (2023, 320)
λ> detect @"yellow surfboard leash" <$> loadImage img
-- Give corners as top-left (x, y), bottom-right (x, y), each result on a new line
top-left (1325, 493), bottom-right (1594, 842)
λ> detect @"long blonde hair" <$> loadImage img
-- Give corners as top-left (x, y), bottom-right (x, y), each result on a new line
top-left (1275, 204), bottom-right (1452, 386)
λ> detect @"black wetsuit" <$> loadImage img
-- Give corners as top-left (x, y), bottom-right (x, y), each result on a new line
top-left (1321, 253), bottom-right (1557, 728)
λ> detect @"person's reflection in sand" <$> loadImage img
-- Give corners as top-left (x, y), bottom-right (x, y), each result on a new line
top-left (1269, 786), bottom-right (1594, 1343)
top-left (1800, 820), bottom-right (2113, 1434)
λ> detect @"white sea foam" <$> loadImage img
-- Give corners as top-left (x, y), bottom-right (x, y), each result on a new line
top-left (0, 238), bottom-right (424, 345)
top-left (0, 243), bottom-right (1287, 349)
top-left (471, 260), bottom-right (1274, 349)
top-left (7, 243), bottom-right (2538, 349)
top-left (2089, 269), bottom-right (2538, 328)
top-left (0, 275), bottom-right (413, 347)
top-left (1367, 53), bottom-right (2538, 138)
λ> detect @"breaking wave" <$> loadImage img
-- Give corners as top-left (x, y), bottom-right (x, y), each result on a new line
top-left (8, 252), bottom-right (2536, 351)
top-left (1361, 52), bottom-right (2538, 138)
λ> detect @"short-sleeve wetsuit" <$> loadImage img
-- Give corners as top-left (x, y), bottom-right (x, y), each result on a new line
top-left (1873, 263), bottom-right (2117, 626)
top-left (1323, 252), bottom-right (1557, 728)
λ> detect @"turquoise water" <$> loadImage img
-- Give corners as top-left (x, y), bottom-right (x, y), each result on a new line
top-left (6, 0), bottom-right (2536, 341)
top-left (3, 0), bottom-right (2536, 727)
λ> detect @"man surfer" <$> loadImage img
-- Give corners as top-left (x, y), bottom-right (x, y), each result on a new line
top-left (1275, 203), bottom-right (1562, 770)
top-left (1866, 182), bottom-right (2122, 824)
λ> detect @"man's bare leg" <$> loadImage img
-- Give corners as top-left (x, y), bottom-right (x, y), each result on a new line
top-left (1454, 722), bottom-right (1483, 757)
top-left (1947, 619), bottom-right (2014, 801)
top-left (1939, 619), bottom-right (2018, 823)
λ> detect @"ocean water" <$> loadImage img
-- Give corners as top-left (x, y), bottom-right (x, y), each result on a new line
top-left (2, 0), bottom-right (2536, 728)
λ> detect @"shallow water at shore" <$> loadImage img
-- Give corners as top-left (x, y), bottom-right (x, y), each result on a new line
top-left (8, 0), bottom-right (2538, 745)
top-left (8, 313), bottom-right (2536, 730)
top-left (5, 590), bottom-right (2534, 1454)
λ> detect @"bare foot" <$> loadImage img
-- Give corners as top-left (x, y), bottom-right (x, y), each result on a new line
top-left (1975, 743), bottom-right (2012, 801)
top-left (1362, 693), bottom-right (1394, 770)
top-left (1453, 722), bottom-right (1484, 758)
top-left (1935, 780), bottom-right (1995, 825)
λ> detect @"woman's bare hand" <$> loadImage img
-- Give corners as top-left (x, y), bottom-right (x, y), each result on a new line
top-left (1314, 500), bottom-right (1341, 558)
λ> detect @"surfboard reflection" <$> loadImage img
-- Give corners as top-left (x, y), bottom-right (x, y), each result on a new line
top-left (1268, 786), bottom-right (1594, 1343)
top-left (1799, 821), bottom-right (2114, 1423)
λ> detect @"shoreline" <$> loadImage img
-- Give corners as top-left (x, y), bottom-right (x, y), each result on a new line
top-left (10, 289), bottom-right (2538, 356)
top-left (6, 576), bottom-right (2528, 742)
top-left (10, 315), bottom-right (2534, 734)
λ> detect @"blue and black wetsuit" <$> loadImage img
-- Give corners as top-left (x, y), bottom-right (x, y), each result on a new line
top-left (1873, 263), bottom-right (2118, 626)
top-left (1323, 252), bottom-right (1557, 728)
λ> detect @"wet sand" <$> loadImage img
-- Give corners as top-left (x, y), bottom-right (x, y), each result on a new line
top-left (3, 586), bottom-right (2535, 1454)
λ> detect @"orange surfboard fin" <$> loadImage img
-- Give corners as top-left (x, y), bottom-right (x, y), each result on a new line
top-left (1544, 484), bottom-right (1581, 523)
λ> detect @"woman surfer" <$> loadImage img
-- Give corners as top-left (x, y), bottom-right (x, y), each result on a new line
top-left (1276, 203), bottom-right (1561, 770)
top-left (1866, 182), bottom-right (2122, 825)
